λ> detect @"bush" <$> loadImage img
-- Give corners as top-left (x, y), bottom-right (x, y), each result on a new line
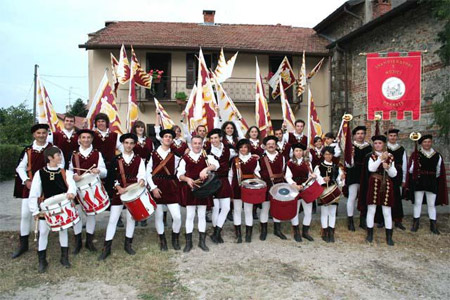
top-left (0, 144), bottom-right (23, 181)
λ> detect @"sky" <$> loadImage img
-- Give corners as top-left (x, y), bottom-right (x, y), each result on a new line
top-left (0, 0), bottom-right (347, 113)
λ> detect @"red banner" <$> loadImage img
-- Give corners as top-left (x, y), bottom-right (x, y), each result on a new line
top-left (366, 52), bottom-right (422, 120)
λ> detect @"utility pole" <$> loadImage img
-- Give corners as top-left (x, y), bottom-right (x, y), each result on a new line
top-left (33, 64), bottom-right (39, 123)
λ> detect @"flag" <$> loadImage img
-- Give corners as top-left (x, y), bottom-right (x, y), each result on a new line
top-left (307, 57), bottom-right (325, 80)
top-left (131, 46), bottom-right (153, 89)
top-left (154, 98), bottom-right (175, 129)
top-left (343, 121), bottom-right (352, 166)
top-left (117, 44), bottom-right (131, 84)
top-left (268, 56), bottom-right (296, 99)
top-left (297, 51), bottom-right (306, 97)
top-left (110, 53), bottom-right (120, 97)
top-left (214, 48), bottom-right (238, 84)
top-left (86, 71), bottom-right (124, 134)
top-left (36, 73), bottom-right (63, 132)
top-left (255, 59), bottom-right (273, 137)
top-left (279, 78), bottom-right (296, 132)
top-left (308, 87), bottom-right (323, 145)
top-left (213, 73), bottom-right (249, 137)
top-left (184, 84), bottom-right (198, 135)
top-left (193, 49), bottom-right (218, 132)
top-left (126, 58), bottom-right (139, 132)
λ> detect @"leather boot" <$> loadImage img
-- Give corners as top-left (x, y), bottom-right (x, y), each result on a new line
top-left (359, 215), bottom-right (367, 230)
top-left (366, 227), bottom-right (374, 243)
top-left (322, 228), bottom-right (329, 242)
top-left (72, 233), bottom-right (82, 255)
top-left (245, 226), bottom-right (253, 243)
top-left (395, 221), bottom-right (406, 230)
top-left (386, 229), bottom-right (394, 246)
top-left (292, 225), bottom-right (302, 242)
top-left (210, 226), bottom-right (219, 244)
top-left (124, 237), bottom-right (136, 255)
top-left (217, 227), bottom-right (224, 243)
top-left (411, 218), bottom-right (420, 232)
top-left (159, 233), bottom-right (168, 251)
top-left (302, 225), bottom-right (314, 241)
top-left (198, 232), bottom-right (209, 252)
top-left (38, 250), bottom-right (48, 273)
top-left (259, 222), bottom-right (268, 241)
top-left (12, 235), bottom-right (29, 259)
top-left (328, 227), bottom-right (335, 243)
top-left (98, 240), bottom-right (112, 261)
top-left (274, 223), bottom-right (287, 240)
top-left (85, 233), bottom-right (97, 252)
top-left (347, 217), bottom-right (355, 232)
top-left (171, 231), bottom-right (181, 250)
top-left (235, 225), bottom-right (242, 243)
top-left (183, 233), bottom-right (193, 253)
top-left (60, 247), bottom-right (71, 268)
top-left (430, 220), bottom-right (440, 235)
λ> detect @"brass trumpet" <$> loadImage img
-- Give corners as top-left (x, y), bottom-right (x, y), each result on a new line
top-left (409, 132), bottom-right (422, 141)
top-left (374, 113), bottom-right (382, 121)
top-left (342, 114), bottom-right (353, 122)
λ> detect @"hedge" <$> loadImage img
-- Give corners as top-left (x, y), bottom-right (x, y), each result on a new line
top-left (0, 144), bottom-right (23, 181)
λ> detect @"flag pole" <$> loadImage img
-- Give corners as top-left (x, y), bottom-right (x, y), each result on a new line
top-left (33, 64), bottom-right (39, 124)
top-left (306, 79), bottom-right (311, 148)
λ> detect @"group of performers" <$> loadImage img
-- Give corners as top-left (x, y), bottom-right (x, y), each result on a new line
top-left (11, 112), bottom-right (448, 273)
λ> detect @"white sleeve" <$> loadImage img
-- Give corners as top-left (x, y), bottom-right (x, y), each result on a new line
top-left (228, 168), bottom-right (233, 185)
top-left (146, 157), bottom-right (158, 191)
top-left (56, 146), bottom-right (65, 169)
top-left (116, 134), bottom-right (122, 151)
top-left (154, 126), bottom-right (163, 142)
top-left (65, 170), bottom-right (77, 195)
top-left (207, 155), bottom-right (220, 170)
top-left (97, 153), bottom-right (108, 179)
top-left (229, 148), bottom-right (237, 159)
top-left (47, 132), bottom-right (54, 144)
top-left (177, 158), bottom-right (187, 179)
top-left (69, 158), bottom-right (74, 172)
top-left (182, 122), bottom-right (191, 143)
top-left (387, 162), bottom-right (397, 178)
top-left (137, 158), bottom-right (146, 184)
top-left (402, 150), bottom-right (407, 183)
top-left (254, 161), bottom-right (261, 178)
top-left (214, 116), bottom-right (221, 129)
top-left (16, 151), bottom-right (29, 183)
top-left (282, 132), bottom-right (289, 143)
top-left (409, 160), bottom-right (414, 174)
top-left (314, 165), bottom-right (325, 185)
top-left (28, 171), bottom-right (42, 216)
top-left (368, 156), bottom-right (382, 172)
top-left (336, 167), bottom-right (345, 187)
top-left (436, 155), bottom-right (442, 178)
top-left (285, 165), bottom-right (295, 185)
top-left (332, 143), bottom-right (341, 158)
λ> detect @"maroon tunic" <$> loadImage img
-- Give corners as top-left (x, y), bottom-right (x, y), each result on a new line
top-left (52, 131), bottom-right (78, 167)
top-left (310, 148), bottom-right (324, 169)
top-left (288, 132), bottom-right (307, 147)
top-left (71, 149), bottom-right (100, 176)
top-left (111, 154), bottom-right (142, 206)
top-left (259, 152), bottom-right (286, 200)
top-left (150, 150), bottom-right (180, 204)
top-left (207, 145), bottom-right (233, 199)
top-left (287, 160), bottom-right (310, 185)
top-left (365, 154), bottom-right (395, 207)
top-left (223, 136), bottom-right (238, 150)
top-left (134, 137), bottom-right (153, 163)
top-left (231, 156), bottom-right (259, 199)
top-left (250, 141), bottom-right (264, 156)
top-left (93, 130), bottom-right (118, 165)
top-left (170, 140), bottom-right (188, 157)
top-left (278, 142), bottom-right (292, 161)
top-left (180, 154), bottom-right (212, 206)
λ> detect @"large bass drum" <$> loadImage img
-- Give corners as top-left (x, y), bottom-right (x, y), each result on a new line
top-left (269, 183), bottom-right (299, 221)
top-left (241, 179), bottom-right (267, 204)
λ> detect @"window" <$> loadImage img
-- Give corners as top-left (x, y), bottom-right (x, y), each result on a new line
top-left (186, 52), bottom-right (218, 88)
top-left (146, 53), bottom-right (171, 99)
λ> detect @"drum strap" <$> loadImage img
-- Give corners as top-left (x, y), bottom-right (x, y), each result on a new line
top-left (117, 158), bottom-right (128, 188)
top-left (152, 152), bottom-right (174, 176)
top-left (26, 149), bottom-right (33, 181)
top-left (74, 153), bottom-right (81, 175)
top-left (263, 156), bottom-right (283, 182)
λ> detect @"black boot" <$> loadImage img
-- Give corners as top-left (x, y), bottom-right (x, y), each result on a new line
top-left (171, 232), bottom-right (181, 250)
top-left (366, 227), bottom-right (374, 243)
top-left (210, 226), bottom-right (220, 244)
top-left (302, 225), bottom-right (314, 241)
top-left (328, 227), bottom-right (335, 243)
top-left (217, 227), bottom-right (224, 244)
top-left (386, 229), bottom-right (394, 246)
top-left (411, 218), bottom-right (420, 232)
top-left (140, 219), bottom-right (148, 227)
top-left (85, 233), bottom-right (97, 252)
top-left (12, 235), bottom-right (29, 259)
top-left (183, 233), bottom-right (193, 253)
top-left (98, 240), bottom-right (112, 261)
top-left (206, 211), bottom-right (213, 223)
top-left (359, 215), bottom-right (367, 230)
top-left (37, 250), bottom-right (48, 273)
top-left (395, 222), bottom-right (406, 230)
top-left (163, 212), bottom-right (168, 226)
top-left (245, 226), bottom-right (253, 243)
top-left (259, 222), bottom-right (268, 241)
top-left (60, 247), bottom-right (71, 268)
top-left (72, 233), bottom-right (82, 255)
top-left (124, 237), bottom-right (136, 255)
top-left (227, 211), bottom-right (233, 222)
top-left (274, 223), bottom-right (287, 240)
top-left (322, 228), bottom-right (329, 242)
top-left (117, 216), bottom-right (124, 228)
top-left (292, 225), bottom-right (302, 242)
top-left (159, 234), bottom-right (168, 251)
top-left (235, 226), bottom-right (242, 243)
top-left (347, 217), bottom-right (355, 232)
top-left (198, 232), bottom-right (209, 252)
top-left (430, 220), bottom-right (440, 235)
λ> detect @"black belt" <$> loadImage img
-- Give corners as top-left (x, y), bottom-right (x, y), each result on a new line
top-left (153, 174), bottom-right (177, 180)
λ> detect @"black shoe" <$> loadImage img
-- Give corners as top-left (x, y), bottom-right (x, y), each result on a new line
top-left (234, 226), bottom-right (242, 244)
top-left (135, 221), bottom-right (139, 227)
top-left (366, 227), bottom-right (374, 243)
top-left (430, 220), bottom-right (440, 235)
top-left (292, 225), bottom-right (302, 242)
top-left (411, 218), bottom-right (420, 232)
top-left (117, 216), bottom-right (124, 228)
top-left (322, 228), bottom-right (329, 242)
top-left (60, 247), bottom-right (71, 268)
top-left (198, 232), bottom-right (209, 252)
top-left (171, 232), bottom-right (181, 250)
top-left (124, 237), bottom-right (136, 255)
top-left (226, 211), bottom-right (233, 222)
top-left (85, 233), bottom-right (97, 252)
top-left (245, 226), bottom-right (253, 243)
top-left (359, 215), bottom-right (367, 230)
top-left (210, 226), bottom-right (220, 244)
top-left (274, 223), bottom-right (287, 240)
top-left (183, 233), bottom-right (193, 253)
top-left (159, 234), bottom-right (168, 251)
top-left (206, 212), bottom-right (213, 223)
top-left (259, 223), bottom-right (268, 241)
top-left (217, 227), bottom-right (224, 244)
top-left (395, 222), bottom-right (406, 231)
top-left (140, 220), bottom-right (148, 227)
top-left (253, 210), bottom-right (258, 220)
top-left (72, 233), bottom-right (82, 255)
top-left (377, 222), bottom-right (384, 229)
top-left (12, 235), bottom-right (29, 259)
top-left (347, 217), bottom-right (356, 232)
top-left (98, 240), bottom-right (112, 261)
top-left (37, 250), bottom-right (48, 273)
top-left (328, 227), bottom-right (335, 243)
top-left (302, 225), bottom-right (314, 241)
top-left (386, 229), bottom-right (394, 246)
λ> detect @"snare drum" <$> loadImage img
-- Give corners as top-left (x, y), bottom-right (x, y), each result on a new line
top-left (120, 183), bottom-right (157, 222)
top-left (318, 184), bottom-right (341, 206)
top-left (298, 180), bottom-right (324, 203)
top-left (269, 183), bottom-right (299, 221)
top-left (75, 173), bottom-right (110, 215)
top-left (241, 179), bottom-right (267, 204)
top-left (40, 193), bottom-right (80, 232)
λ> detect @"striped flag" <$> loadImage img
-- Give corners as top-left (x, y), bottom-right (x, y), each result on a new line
top-left (126, 58), bottom-right (139, 132)
top-left (154, 98), bottom-right (175, 129)
top-left (307, 57), bottom-right (325, 80)
top-left (308, 87), bottom-right (323, 145)
top-left (279, 78), bottom-right (296, 132)
top-left (36, 72), bottom-right (63, 132)
top-left (214, 48), bottom-right (238, 84)
top-left (255, 58), bottom-right (273, 137)
top-left (297, 51), bottom-right (306, 97)
top-left (110, 53), bottom-right (120, 97)
top-left (131, 46), bottom-right (153, 89)
top-left (184, 84), bottom-right (198, 135)
top-left (268, 56), bottom-right (296, 99)
top-left (117, 44), bottom-right (131, 84)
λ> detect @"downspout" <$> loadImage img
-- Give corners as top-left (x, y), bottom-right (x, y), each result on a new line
top-left (343, 6), bottom-right (364, 25)
top-left (336, 44), bottom-right (349, 113)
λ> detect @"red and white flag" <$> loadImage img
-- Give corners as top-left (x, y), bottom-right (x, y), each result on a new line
top-left (184, 84), bottom-right (198, 135)
top-left (279, 78), bottom-right (296, 132)
top-left (255, 59), bottom-right (273, 137)
top-left (297, 51), bottom-right (306, 97)
top-left (36, 72), bottom-right (63, 132)
top-left (308, 87), bottom-right (323, 144)
top-left (126, 58), bottom-right (139, 132)
top-left (154, 98), bottom-right (175, 129)
top-left (268, 56), bottom-right (296, 99)
top-left (307, 57), bottom-right (325, 80)
top-left (117, 44), bottom-right (131, 84)
top-left (214, 48), bottom-right (238, 84)
top-left (110, 53), bottom-right (120, 96)
top-left (131, 46), bottom-right (153, 89)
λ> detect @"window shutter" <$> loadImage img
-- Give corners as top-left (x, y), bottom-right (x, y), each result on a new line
top-left (186, 53), bottom-right (195, 89)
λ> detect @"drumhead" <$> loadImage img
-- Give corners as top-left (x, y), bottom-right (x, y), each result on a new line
top-left (40, 193), bottom-right (67, 209)
top-left (76, 173), bottom-right (99, 188)
top-left (242, 178), bottom-right (266, 189)
top-left (269, 183), bottom-right (298, 201)
top-left (121, 183), bottom-right (145, 202)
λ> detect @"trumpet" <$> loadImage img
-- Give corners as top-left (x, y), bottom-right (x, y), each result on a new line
top-left (342, 114), bottom-right (353, 122)
top-left (409, 132), bottom-right (422, 142)
top-left (374, 113), bottom-right (382, 121)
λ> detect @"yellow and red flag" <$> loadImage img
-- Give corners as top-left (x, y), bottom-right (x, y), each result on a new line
top-left (110, 53), bottom-right (120, 97)
top-left (297, 51), bottom-right (306, 97)
top-left (117, 44), bottom-right (131, 85)
top-left (184, 84), bottom-right (198, 135)
top-left (214, 48), bottom-right (238, 84)
top-left (154, 98), bottom-right (175, 129)
top-left (268, 56), bottom-right (296, 99)
top-left (279, 78), bottom-right (296, 133)
top-left (36, 73), bottom-right (63, 132)
top-left (131, 46), bottom-right (152, 89)
top-left (307, 57), bottom-right (325, 80)
top-left (255, 59), bottom-right (273, 137)
top-left (126, 58), bottom-right (139, 132)
top-left (308, 87), bottom-right (323, 145)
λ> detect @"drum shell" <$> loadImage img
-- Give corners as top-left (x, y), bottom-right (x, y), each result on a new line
top-left (318, 184), bottom-right (342, 206)
top-left (298, 181), bottom-right (324, 203)
top-left (270, 196), bottom-right (297, 221)
top-left (241, 186), bottom-right (267, 204)
top-left (121, 184), bottom-right (156, 221)
top-left (40, 195), bottom-right (80, 231)
top-left (192, 173), bottom-right (222, 198)
top-left (76, 173), bottom-right (110, 215)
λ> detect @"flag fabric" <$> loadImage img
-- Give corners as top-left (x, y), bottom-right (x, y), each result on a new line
top-left (308, 87), bottom-right (323, 144)
top-left (131, 46), bottom-right (153, 89)
top-left (126, 58), bottom-right (139, 132)
top-left (279, 78), bottom-right (296, 133)
top-left (255, 59), bottom-right (273, 137)
top-left (343, 121), bottom-right (352, 166)
top-left (297, 51), bottom-right (306, 97)
top-left (214, 48), bottom-right (238, 84)
top-left (85, 71), bottom-right (124, 134)
top-left (110, 53), bottom-right (120, 97)
top-left (36, 73), bottom-right (63, 132)
top-left (117, 44), bottom-right (131, 85)
top-left (307, 57), bottom-right (325, 80)
top-left (268, 56), bottom-right (296, 99)
top-left (184, 84), bottom-right (198, 135)
top-left (154, 98), bottom-right (175, 129)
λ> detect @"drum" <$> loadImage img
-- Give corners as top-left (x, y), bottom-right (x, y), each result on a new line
top-left (318, 184), bottom-right (342, 206)
top-left (192, 172), bottom-right (222, 198)
top-left (75, 173), bottom-right (110, 215)
top-left (120, 183), bottom-right (157, 222)
top-left (40, 193), bottom-right (80, 232)
top-left (298, 180), bottom-right (324, 203)
top-left (269, 183), bottom-right (299, 221)
top-left (241, 179), bottom-right (267, 204)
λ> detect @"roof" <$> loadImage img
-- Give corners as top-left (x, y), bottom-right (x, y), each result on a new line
top-left (313, 0), bottom-right (365, 33)
top-left (79, 22), bottom-right (330, 56)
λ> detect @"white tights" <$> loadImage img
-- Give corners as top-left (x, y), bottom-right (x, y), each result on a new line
top-left (366, 205), bottom-right (392, 229)
top-left (105, 205), bottom-right (135, 241)
top-left (320, 205), bottom-right (337, 228)
top-left (413, 191), bottom-right (437, 220)
top-left (20, 198), bottom-right (32, 236)
top-left (347, 184), bottom-right (359, 217)
top-left (186, 205), bottom-right (207, 234)
top-left (73, 204), bottom-right (96, 235)
top-left (259, 202), bottom-right (271, 223)
top-left (212, 198), bottom-right (231, 228)
top-left (155, 204), bottom-right (182, 235)
top-left (38, 220), bottom-right (68, 251)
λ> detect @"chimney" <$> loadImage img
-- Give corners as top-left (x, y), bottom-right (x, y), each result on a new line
top-left (203, 10), bottom-right (215, 24)
top-left (373, 0), bottom-right (392, 19)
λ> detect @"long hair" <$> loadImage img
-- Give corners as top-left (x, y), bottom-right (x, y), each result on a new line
top-left (131, 120), bottom-right (146, 136)
top-left (245, 126), bottom-right (261, 142)
top-left (221, 121), bottom-right (239, 142)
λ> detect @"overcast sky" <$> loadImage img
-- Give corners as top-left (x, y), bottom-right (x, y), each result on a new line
top-left (0, 0), bottom-right (347, 112)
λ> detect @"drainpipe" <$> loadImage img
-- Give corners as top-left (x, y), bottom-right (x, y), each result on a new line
top-left (344, 6), bottom-right (364, 25)
top-left (336, 44), bottom-right (349, 113)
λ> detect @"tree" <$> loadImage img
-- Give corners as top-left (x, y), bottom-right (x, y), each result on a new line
top-left (423, 0), bottom-right (450, 65)
top-left (69, 98), bottom-right (88, 117)
top-left (0, 103), bottom-right (34, 145)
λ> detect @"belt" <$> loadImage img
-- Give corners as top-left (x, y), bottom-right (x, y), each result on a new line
top-left (153, 174), bottom-right (177, 180)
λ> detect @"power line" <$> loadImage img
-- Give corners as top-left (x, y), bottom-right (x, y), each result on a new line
top-left (40, 77), bottom-right (87, 100)
top-left (24, 79), bottom-right (34, 102)
top-left (40, 74), bottom-right (87, 78)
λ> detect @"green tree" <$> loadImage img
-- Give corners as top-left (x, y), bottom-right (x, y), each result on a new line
top-left (0, 103), bottom-right (34, 146)
top-left (69, 98), bottom-right (88, 117)
top-left (423, 0), bottom-right (450, 65)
